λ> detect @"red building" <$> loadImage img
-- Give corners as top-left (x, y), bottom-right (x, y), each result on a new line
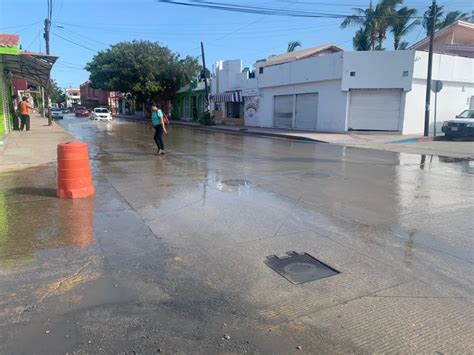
top-left (80, 81), bottom-right (110, 108)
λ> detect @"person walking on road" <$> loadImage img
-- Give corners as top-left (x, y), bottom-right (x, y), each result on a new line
top-left (19, 97), bottom-right (32, 132)
top-left (151, 104), bottom-right (167, 155)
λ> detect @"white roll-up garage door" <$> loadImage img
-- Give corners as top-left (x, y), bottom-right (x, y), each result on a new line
top-left (274, 95), bottom-right (294, 128)
top-left (349, 89), bottom-right (402, 131)
top-left (295, 93), bottom-right (318, 131)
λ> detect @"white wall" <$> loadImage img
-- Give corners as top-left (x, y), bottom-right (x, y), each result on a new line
top-left (258, 52), bottom-right (343, 88)
top-left (257, 80), bottom-right (347, 132)
top-left (342, 50), bottom-right (415, 91)
top-left (214, 59), bottom-right (243, 93)
top-left (413, 51), bottom-right (473, 83)
top-left (403, 80), bottom-right (474, 134)
top-left (403, 52), bottom-right (474, 134)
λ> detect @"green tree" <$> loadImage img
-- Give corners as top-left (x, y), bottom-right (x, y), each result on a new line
top-left (341, 6), bottom-right (377, 50)
top-left (398, 41), bottom-right (410, 50)
top-left (85, 40), bottom-right (201, 103)
top-left (390, 7), bottom-right (419, 49)
top-left (342, 0), bottom-right (418, 51)
top-left (353, 28), bottom-right (372, 51)
top-left (373, 0), bottom-right (402, 49)
top-left (438, 10), bottom-right (470, 29)
top-left (50, 79), bottom-right (66, 105)
top-left (423, 5), bottom-right (470, 36)
top-left (287, 40), bottom-right (302, 52)
top-left (422, 5), bottom-right (443, 36)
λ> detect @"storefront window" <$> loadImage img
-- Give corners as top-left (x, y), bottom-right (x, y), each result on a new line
top-left (226, 102), bottom-right (242, 118)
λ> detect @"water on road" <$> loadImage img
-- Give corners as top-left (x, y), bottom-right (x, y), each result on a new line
top-left (0, 116), bottom-right (473, 354)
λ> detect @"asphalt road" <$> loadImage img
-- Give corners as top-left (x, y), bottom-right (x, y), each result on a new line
top-left (0, 115), bottom-right (473, 354)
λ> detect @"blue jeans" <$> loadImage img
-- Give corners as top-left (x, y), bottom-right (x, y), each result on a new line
top-left (153, 125), bottom-right (165, 150)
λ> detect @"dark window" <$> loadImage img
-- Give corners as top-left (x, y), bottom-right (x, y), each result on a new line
top-left (403, 71), bottom-right (409, 77)
top-left (350, 71), bottom-right (356, 77)
top-left (226, 102), bottom-right (241, 118)
top-left (259, 67), bottom-right (264, 74)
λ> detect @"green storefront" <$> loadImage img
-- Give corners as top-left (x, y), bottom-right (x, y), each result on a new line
top-left (0, 34), bottom-right (20, 138)
top-left (172, 81), bottom-right (206, 121)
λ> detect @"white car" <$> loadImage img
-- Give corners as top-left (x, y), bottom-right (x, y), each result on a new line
top-left (90, 108), bottom-right (112, 121)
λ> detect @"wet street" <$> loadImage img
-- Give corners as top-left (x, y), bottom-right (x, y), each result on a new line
top-left (0, 115), bottom-right (473, 354)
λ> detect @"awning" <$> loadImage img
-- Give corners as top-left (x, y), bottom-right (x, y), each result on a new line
top-left (212, 90), bottom-right (242, 103)
top-left (2, 51), bottom-right (58, 87)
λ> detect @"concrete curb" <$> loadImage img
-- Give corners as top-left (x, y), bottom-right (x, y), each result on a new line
top-left (169, 121), bottom-right (327, 143)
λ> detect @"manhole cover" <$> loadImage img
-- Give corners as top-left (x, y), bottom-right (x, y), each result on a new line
top-left (265, 251), bottom-right (339, 284)
top-left (220, 179), bottom-right (252, 187)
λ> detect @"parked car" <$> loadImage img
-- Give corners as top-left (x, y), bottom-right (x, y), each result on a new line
top-left (51, 107), bottom-right (63, 120)
top-left (90, 107), bottom-right (112, 122)
top-left (442, 110), bottom-right (474, 139)
top-left (75, 106), bottom-right (89, 117)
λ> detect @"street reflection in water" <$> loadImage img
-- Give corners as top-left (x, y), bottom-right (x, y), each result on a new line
top-left (0, 167), bottom-right (94, 268)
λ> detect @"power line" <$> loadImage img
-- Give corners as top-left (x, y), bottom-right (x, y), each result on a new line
top-left (157, 0), bottom-right (351, 18)
top-left (52, 33), bottom-right (99, 52)
top-left (25, 31), bottom-right (41, 50)
top-left (157, 0), bottom-right (425, 19)
top-left (0, 20), bottom-right (43, 30)
top-left (55, 26), bottom-right (110, 46)
top-left (206, 0), bottom-right (300, 46)
top-left (57, 59), bottom-right (85, 67)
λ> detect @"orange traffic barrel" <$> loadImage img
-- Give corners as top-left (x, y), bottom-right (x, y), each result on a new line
top-left (57, 141), bottom-right (95, 199)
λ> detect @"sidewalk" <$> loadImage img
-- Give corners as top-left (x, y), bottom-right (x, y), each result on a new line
top-left (169, 120), bottom-right (474, 158)
top-left (0, 114), bottom-right (73, 173)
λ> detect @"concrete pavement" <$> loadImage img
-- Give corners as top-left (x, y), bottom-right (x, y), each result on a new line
top-left (113, 115), bottom-right (473, 158)
top-left (0, 114), bottom-right (73, 172)
top-left (0, 116), bottom-right (473, 353)
top-left (168, 120), bottom-right (474, 158)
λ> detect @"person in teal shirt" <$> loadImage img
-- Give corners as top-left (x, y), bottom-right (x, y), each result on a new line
top-left (151, 105), bottom-right (168, 154)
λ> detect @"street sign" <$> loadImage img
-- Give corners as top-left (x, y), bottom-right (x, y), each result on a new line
top-left (432, 80), bottom-right (443, 93)
top-left (431, 80), bottom-right (443, 136)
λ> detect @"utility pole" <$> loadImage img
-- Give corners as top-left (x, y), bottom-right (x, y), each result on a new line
top-left (200, 41), bottom-right (212, 125)
top-left (43, 0), bottom-right (53, 125)
top-left (41, 87), bottom-right (45, 117)
top-left (423, 0), bottom-right (436, 136)
top-left (44, 18), bottom-right (51, 55)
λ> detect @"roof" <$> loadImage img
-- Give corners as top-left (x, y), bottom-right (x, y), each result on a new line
top-left (0, 33), bottom-right (20, 55)
top-left (2, 50), bottom-right (58, 86)
top-left (257, 44), bottom-right (344, 68)
top-left (0, 33), bottom-right (19, 47)
top-left (410, 20), bottom-right (474, 49)
top-left (177, 80), bottom-right (207, 93)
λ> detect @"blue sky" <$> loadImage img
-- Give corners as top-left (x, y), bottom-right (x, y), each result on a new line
top-left (1, 0), bottom-right (472, 89)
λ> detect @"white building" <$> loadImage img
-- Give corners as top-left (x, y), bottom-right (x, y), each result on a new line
top-left (410, 20), bottom-right (474, 58)
top-left (211, 45), bottom-right (474, 134)
top-left (65, 88), bottom-right (80, 108)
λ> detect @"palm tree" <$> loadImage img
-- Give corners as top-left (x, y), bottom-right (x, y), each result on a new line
top-left (438, 11), bottom-right (470, 29)
top-left (398, 41), bottom-right (410, 50)
top-left (374, 0), bottom-right (403, 49)
top-left (390, 7), bottom-right (419, 50)
top-left (287, 41), bottom-right (302, 53)
top-left (341, 0), bottom-right (404, 51)
top-left (353, 28), bottom-right (372, 51)
top-left (341, 6), bottom-right (377, 50)
top-left (423, 6), bottom-right (470, 36)
top-left (422, 5), bottom-right (444, 36)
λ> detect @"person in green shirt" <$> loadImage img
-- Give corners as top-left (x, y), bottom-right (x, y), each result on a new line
top-left (151, 105), bottom-right (168, 154)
